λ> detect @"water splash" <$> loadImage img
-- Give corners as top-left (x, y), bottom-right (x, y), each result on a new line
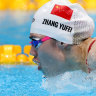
top-left (41, 70), bottom-right (96, 95)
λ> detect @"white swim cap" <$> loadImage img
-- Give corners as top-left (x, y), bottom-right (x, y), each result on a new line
top-left (30, 0), bottom-right (94, 44)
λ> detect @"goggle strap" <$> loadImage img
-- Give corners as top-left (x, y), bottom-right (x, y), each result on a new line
top-left (29, 42), bottom-right (32, 44)
top-left (41, 36), bottom-right (51, 42)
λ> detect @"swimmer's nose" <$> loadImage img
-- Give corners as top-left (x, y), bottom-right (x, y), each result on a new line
top-left (30, 47), bottom-right (38, 58)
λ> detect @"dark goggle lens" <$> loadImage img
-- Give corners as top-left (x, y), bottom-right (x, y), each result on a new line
top-left (32, 40), bottom-right (39, 47)
top-left (29, 36), bottom-right (42, 48)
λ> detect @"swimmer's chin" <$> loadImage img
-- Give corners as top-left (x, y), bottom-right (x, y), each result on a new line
top-left (37, 62), bottom-right (65, 77)
top-left (38, 65), bottom-right (65, 78)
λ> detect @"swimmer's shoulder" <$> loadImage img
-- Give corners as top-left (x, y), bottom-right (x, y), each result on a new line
top-left (87, 37), bottom-right (96, 71)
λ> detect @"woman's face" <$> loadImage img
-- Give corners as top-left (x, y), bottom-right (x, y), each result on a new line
top-left (30, 33), bottom-right (82, 77)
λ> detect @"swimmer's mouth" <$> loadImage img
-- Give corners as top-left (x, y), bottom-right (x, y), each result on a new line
top-left (33, 59), bottom-right (42, 70)
top-left (33, 59), bottom-right (46, 77)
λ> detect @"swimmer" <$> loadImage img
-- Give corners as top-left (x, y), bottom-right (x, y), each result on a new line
top-left (29, 0), bottom-right (95, 77)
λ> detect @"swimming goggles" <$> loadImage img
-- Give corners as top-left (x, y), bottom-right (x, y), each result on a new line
top-left (29, 36), bottom-right (51, 48)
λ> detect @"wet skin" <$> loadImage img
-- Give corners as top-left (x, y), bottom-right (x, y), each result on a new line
top-left (30, 33), bottom-right (87, 77)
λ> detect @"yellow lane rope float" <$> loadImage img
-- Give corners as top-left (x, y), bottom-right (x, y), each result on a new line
top-left (0, 0), bottom-right (7, 10)
top-left (0, 0), bottom-right (96, 11)
top-left (0, 45), bottom-right (37, 65)
top-left (0, 0), bottom-right (50, 11)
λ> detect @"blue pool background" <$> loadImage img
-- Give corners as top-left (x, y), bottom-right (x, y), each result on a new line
top-left (0, 11), bottom-right (96, 96)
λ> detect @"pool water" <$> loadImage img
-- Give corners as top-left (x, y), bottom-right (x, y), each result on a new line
top-left (0, 11), bottom-right (96, 96)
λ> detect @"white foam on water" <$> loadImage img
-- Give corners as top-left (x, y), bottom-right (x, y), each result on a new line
top-left (41, 70), bottom-right (96, 94)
